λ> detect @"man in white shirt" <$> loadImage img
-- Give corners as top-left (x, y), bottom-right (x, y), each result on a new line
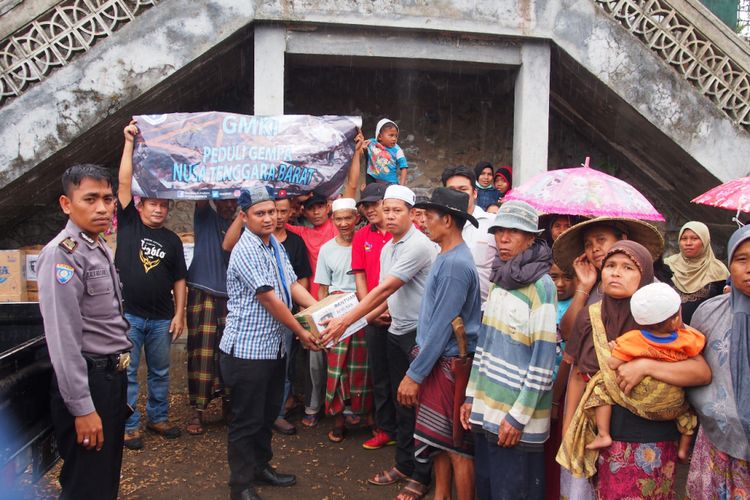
top-left (440, 165), bottom-right (497, 305)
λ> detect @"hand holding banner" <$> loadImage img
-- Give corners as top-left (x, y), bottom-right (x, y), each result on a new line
top-left (131, 112), bottom-right (362, 200)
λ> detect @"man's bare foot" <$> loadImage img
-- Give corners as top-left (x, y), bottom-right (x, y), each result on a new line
top-left (586, 434), bottom-right (613, 450)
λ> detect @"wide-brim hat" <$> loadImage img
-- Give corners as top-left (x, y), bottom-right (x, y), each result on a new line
top-left (552, 216), bottom-right (665, 273)
top-left (414, 187), bottom-right (479, 228)
top-left (488, 200), bottom-right (543, 235)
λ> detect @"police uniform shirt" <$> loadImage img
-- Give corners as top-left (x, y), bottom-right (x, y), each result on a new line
top-left (38, 220), bottom-right (131, 417)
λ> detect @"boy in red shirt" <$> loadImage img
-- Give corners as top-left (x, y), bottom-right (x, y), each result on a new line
top-left (351, 183), bottom-right (396, 449)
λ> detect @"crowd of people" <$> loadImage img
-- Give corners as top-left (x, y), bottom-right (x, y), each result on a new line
top-left (36, 118), bottom-right (750, 500)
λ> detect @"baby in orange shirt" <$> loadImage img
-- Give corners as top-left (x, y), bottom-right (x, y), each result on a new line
top-left (587, 282), bottom-right (705, 461)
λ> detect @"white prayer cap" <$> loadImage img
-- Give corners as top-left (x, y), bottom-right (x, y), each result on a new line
top-left (384, 185), bottom-right (416, 206)
top-left (332, 198), bottom-right (357, 213)
top-left (630, 283), bottom-right (681, 325)
top-left (375, 118), bottom-right (398, 138)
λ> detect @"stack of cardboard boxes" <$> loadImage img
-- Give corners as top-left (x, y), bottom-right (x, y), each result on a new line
top-left (0, 230), bottom-right (192, 303)
top-left (0, 250), bottom-right (28, 302)
top-left (21, 245), bottom-right (44, 302)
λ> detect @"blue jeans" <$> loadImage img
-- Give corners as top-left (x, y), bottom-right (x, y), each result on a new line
top-left (125, 313), bottom-right (172, 432)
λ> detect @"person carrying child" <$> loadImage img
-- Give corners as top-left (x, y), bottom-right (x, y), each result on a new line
top-left (558, 278), bottom-right (706, 479)
top-left (585, 282), bottom-right (704, 460)
top-left (365, 118), bottom-right (408, 186)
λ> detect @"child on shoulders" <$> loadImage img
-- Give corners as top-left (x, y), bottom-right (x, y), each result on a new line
top-left (365, 118), bottom-right (408, 186)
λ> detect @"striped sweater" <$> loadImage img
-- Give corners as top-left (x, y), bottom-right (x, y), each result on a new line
top-left (466, 275), bottom-right (557, 444)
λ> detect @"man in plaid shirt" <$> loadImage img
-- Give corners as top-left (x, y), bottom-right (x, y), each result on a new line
top-left (219, 185), bottom-right (319, 500)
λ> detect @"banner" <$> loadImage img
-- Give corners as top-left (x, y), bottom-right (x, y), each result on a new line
top-left (131, 112), bottom-right (362, 200)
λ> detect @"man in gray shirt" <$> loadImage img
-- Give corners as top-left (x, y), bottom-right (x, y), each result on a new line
top-left (38, 164), bottom-right (132, 500)
top-left (321, 184), bottom-right (437, 498)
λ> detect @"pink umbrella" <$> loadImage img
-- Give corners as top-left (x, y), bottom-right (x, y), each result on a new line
top-left (691, 176), bottom-right (750, 212)
top-left (503, 158), bottom-right (665, 221)
top-left (691, 176), bottom-right (750, 226)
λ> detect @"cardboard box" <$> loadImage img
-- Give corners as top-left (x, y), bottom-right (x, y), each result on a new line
top-left (295, 292), bottom-right (367, 347)
top-left (20, 245), bottom-right (44, 292)
top-left (27, 290), bottom-right (38, 302)
top-left (0, 250), bottom-right (27, 302)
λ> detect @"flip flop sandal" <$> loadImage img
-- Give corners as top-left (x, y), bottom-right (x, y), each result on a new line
top-left (301, 414), bottom-right (320, 428)
top-left (397, 478), bottom-right (430, 500)
top-left (327, 426), bottom-right (347, 443)
top-left (186, 417), bottom-right (205, 435)
top-left (344, 414), bottom-right (362, 427)
top-left (367, 466), bottom-right (407, 486)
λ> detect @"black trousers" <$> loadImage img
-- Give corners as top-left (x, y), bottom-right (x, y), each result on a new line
top-left (49, 366), bottom-right (128, 500)
top-left (387, 330), bottom-right (432, 485)
top-left (365, 323), bottom-right (397, 436)
top-left (220, 353), bottom-right (285, 493)
top-left (474, 432), bottom-right (544, 500)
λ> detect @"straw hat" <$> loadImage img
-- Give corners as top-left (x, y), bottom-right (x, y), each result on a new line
top-left (552, 217), bottom-right (664, 273)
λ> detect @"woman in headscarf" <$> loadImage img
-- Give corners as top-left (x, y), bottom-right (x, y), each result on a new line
top-left (473, 161), bottom-right (502, 212)
top-left (561, 241), bottom-right (711, 498)
top-left (552, 217), bottom-right (664, 500)
top-left (664, 221), bottom-right (729, 324)
top-left (687, 224), bottom-right (750, 497)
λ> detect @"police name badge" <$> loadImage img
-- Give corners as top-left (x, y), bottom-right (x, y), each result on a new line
top-left (55, 264), bottom-right (75, 284)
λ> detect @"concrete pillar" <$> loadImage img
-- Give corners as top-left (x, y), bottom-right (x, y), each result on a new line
top-left (254, 24), bottom-right (286, 115)
top-left (513, 41), bottom-right (551, 186)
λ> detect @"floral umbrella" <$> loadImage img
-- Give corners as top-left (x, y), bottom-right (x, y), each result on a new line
top-left (503, 158), bottom-right (665, 221)
top-left (691, 176), bottom-right (750, 226)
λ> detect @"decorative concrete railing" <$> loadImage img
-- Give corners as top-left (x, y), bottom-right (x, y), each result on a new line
top-left (0, 0), bottom-right (159, 106)
top-left (595, 0), bottom-right (750, 129)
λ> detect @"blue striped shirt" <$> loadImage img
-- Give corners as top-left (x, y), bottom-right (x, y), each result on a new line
top-left (220, 229), bottom-right (297, 360)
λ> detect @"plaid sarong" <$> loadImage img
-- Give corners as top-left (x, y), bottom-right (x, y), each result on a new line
top-left (414, 357), bottom-right (474, 460)
top-left (324, 328), bottom-right (373, 416)
top-left (187, 287), bottom-right (228, 410)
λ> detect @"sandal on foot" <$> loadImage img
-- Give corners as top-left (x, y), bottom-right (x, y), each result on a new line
top-left (301, 414), bottom-right (319, 428)
top-left (344, 414), bottom-right (362, 427)
top-left (186, 416), bottom-right (205, 435)
top-left (327, 426), bottom-right (347, 443)
top-left (396, 479), bottom-right (430, 500)
top-left (367, 466), bottom-right (407, 486)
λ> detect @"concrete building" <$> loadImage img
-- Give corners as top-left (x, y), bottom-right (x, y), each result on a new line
top-left (0, 0), bottom-right (749, 250)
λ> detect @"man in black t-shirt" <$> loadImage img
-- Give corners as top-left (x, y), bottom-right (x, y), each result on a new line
top-left (273, 197), bottom-right (311, 435)
top-left (117, 120), bottom-right (187, 450)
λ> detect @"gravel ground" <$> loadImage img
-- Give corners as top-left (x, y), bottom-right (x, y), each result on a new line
top-left (32, 346), bottom-right (402, 500)
top-left (27, 345), bottom-right (688, 499)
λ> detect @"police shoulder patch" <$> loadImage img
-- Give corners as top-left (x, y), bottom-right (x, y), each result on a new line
top-left (59, 237), bottom-right (78, 254)
top-left (55, 263), bottom-right (75, 284)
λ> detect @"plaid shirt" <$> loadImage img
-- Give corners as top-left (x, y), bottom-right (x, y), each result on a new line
top-left (220, 229), bottom-right (297, 360)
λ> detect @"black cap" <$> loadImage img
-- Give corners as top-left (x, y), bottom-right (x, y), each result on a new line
top-left (356, 183), bottom-right (388, 206)
top-left (302, 192), bottom-right (328, 209)
top-left (414, 187), bottom-right (479, 228)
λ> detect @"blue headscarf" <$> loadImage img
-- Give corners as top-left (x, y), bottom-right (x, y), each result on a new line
top-left (728, 225), bottom-right (750, 444)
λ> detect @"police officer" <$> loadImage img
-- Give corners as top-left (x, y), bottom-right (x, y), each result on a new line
top-left (37, 164), bottom-right (132, 500)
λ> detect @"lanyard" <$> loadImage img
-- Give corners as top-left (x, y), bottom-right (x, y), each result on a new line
top-left (269, 238), bottom-right (292, 308)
